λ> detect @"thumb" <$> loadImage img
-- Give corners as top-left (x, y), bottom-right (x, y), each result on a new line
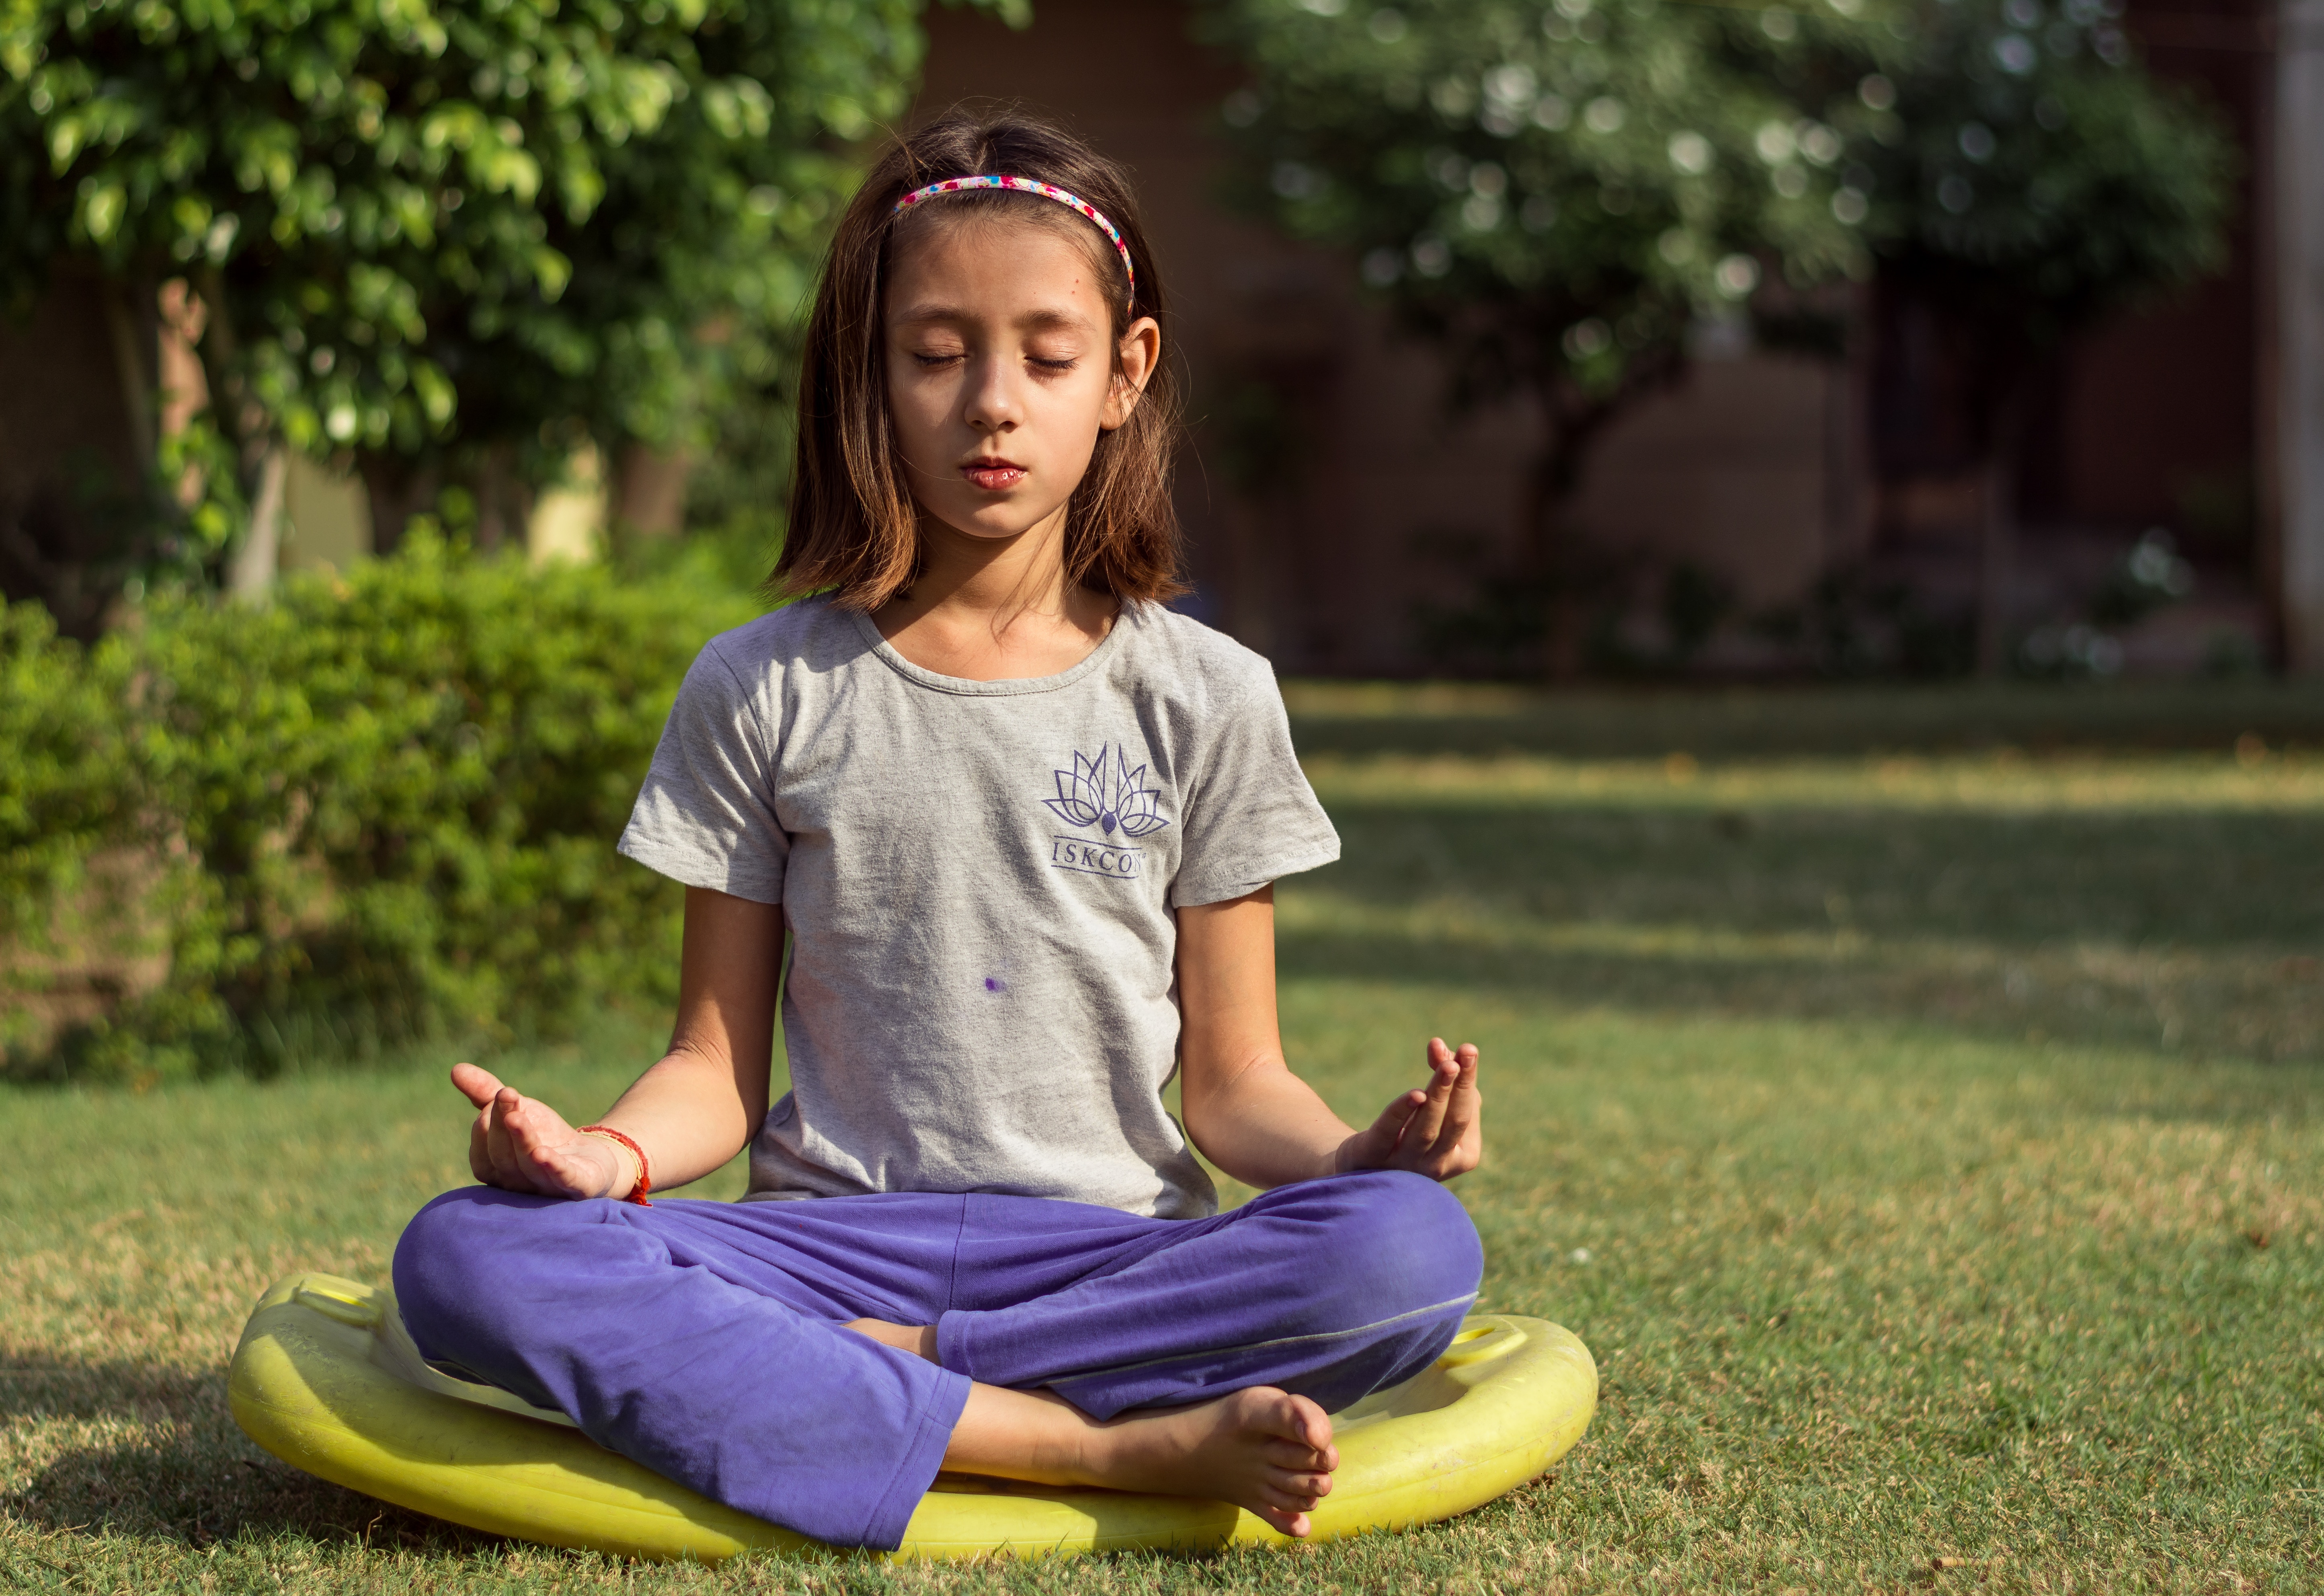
top-left (451, 1061), bottom-right (504, 1109)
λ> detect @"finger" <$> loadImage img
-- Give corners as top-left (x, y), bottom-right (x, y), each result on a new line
top-left (503, 1093), bottom-right (574, 1191)
top-left (468, 1115), bottom-right (495, 1186)
top-left (1426, 1043), bottom-right (1483, 1159)
top-left (1399, 1038), bottom-right (1459, 1152)
top-left (483, 1087), bottom-right (534, 1190)
top-left (1366, 1087), bottom-right (1428, 1148)
top-left (451, 1061), bottom-right (503, 1109)
top-left (502, 1091), bottom-right (577, 1171)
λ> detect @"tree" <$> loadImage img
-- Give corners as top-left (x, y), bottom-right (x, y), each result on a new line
top-left (0, 0), bottom-right (1017, 602)
top-left (1849, 0), bottom-right (2234, 674)
top-left (1202, 0), bottom-right (1872, 674)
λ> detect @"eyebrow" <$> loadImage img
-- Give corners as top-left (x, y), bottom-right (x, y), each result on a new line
top-left (890, 304), bottom-right (1093, 333)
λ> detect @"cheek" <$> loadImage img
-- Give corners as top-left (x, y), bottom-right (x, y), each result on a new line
top-left (886, 357), bottom-right (957, 458)
top-left (1043, 366), bottom-right (1122, 446)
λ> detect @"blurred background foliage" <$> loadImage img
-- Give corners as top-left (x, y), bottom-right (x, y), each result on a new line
top-left (1204, 0), bottom-right (2233, 677)
top-left (0, 0), bottom-right (1017, 591)
top-left (0, 543), bottom-right (757, 1084)
top-left (1851, 0), bottom-right (2234, 674)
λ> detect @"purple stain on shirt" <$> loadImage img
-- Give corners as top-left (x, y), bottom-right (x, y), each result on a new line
top-left (983, 976), bottom-right (1007, 994)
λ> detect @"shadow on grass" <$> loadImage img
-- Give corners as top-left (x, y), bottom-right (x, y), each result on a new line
top-left (0, 1356), bottom-right (233, 1435)
top-left (1310, 804), bottom-right (2324, 953)
top-left (1278, 919), bottom-right (2324, 1072)
top-left (1287, 682), bottom-right (2324, 760)
top-left (1, 1352), bottom-right (503, 1553)
top-left (9, 1434), bottom-right (502, 1555)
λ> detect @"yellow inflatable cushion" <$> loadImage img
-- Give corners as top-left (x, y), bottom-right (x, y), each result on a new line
top-left (229, 1271), bottom-right (1595, 1562)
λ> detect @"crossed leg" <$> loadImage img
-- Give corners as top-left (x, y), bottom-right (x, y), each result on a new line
top-left (393, 1171), bottom-right (1480, 1547)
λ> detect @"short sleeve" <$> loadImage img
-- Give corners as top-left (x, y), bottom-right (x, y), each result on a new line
top-left (617, 640), bottom-right (788, 904)
top-left (1170, 667), bottom-right (1340, 908)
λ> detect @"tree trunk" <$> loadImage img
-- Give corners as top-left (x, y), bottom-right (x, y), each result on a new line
top-left (613, 440), bottom-right (693, 538)
top-left (474, 443), bottom-right (527, 552)
top-left (101, 279), bottom-right (158, 479)
top-left (1523, 430), bottom-right (1586, 680)
top-left (1974, 452), bottom-right (2014, 677)
top-left (1527, 371), bottom-right (1649, 681)
top-left (360, 456), bottom-right (441, 556)
top-left (228, 444), bottom-right (289, 600)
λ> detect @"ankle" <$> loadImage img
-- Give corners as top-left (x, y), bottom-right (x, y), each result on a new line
top-left (1062, 1409), bottom-right (1117, 1487)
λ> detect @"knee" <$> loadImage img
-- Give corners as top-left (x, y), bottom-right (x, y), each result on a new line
top-left (1290, 1170), bottom-right (1483, 1318)
top-left (390, 1187), bottom-right (551, 1347)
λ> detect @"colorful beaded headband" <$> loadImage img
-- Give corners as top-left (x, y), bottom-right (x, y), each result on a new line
top-left (892, 175), bottom-right (1136, 302)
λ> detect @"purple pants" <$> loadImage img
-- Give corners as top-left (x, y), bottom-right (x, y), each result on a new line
top-left (391, 1170), bottom-right (1481, 1549)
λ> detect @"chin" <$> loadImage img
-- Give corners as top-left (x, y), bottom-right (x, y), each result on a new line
top-left (934, 507), bottom-right (1056, 542)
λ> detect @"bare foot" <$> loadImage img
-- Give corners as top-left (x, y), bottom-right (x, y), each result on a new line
top-left (946, 1382), bottom-right (1339, 1537)
top-left (843, 1318), bottom-right (937, 1361)
top-left (1089, 1386), bottom-right (1339, 1537)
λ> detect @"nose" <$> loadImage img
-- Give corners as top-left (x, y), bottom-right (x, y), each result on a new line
top-left (960, 351), bottom-right (1021, 436)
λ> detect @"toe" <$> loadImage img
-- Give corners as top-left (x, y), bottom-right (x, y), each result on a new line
top-left (1262, 1437), bottom-right (1330, 1469)
top-left (1288, 1394), bottom-right (1334, 1451)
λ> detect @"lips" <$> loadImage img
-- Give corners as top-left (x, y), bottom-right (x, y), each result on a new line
top-left (962, 459), bottom-right (1027, 491)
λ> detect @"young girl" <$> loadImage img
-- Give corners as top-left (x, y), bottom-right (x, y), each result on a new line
top-left (392, 111), bottom-right (1486, 1552)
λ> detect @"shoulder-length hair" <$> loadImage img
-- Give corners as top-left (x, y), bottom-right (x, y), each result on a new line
top-left (772, 109), bottom-right (1187, 610)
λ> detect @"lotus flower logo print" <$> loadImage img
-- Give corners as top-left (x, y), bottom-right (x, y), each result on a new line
top-left (1043, 745), bottom-right (1169, 881)
top-left (1045, 746), bottom-right (1171, 839)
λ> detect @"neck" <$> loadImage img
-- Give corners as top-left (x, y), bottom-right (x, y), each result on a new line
top-left (912, 504), bottom-right (1072, 620)
top-left (869, 503), bottom-right (1118, 681)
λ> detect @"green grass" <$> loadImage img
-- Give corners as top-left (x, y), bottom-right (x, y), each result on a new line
top-left (6, 700), bottom-right (2323, 1592)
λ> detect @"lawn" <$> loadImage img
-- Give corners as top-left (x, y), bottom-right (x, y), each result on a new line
top-left (5, 687), bottom-right (2322, 1593)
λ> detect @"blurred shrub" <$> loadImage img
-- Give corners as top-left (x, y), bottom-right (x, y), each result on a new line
top-left (0, 606), bottom-right (137, 948)
top-left (2, 537), bottom-right (756, 1083)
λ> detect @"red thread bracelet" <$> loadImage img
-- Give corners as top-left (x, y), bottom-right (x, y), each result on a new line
top-left (578, 1125), bottom-right (653, 1205)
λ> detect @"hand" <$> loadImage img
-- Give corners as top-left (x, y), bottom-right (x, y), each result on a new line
top-left (1333, 1039), bottom-right (1482, 1183)
top-left (451, 1062), bottom-right (631, 1200)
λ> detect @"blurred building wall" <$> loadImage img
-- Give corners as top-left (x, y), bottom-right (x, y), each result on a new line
top-left (2281, 0), bottom-right (2324, 670)
top-left (278, 456), bottom-right (373, 574)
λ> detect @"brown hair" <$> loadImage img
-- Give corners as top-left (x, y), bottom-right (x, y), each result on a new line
top-left (772, 109), bottom-right (1187, 610)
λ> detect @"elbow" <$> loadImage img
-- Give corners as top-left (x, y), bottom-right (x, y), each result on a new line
top-left (1176, 1051), bottom-right (1284, 1163)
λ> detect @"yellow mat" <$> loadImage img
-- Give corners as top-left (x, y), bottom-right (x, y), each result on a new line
top-left (229, 1271), bottom-right (1595, 1561)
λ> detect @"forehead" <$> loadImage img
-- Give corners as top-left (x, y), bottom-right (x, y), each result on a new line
top-left (885, 208), bottom-right (1117, 326)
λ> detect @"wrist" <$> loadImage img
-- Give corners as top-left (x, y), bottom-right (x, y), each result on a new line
top-left (578, 1126), bottom-right (652, 1204)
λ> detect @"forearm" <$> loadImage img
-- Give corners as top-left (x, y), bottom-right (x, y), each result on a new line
top-left (586, 886), bottom-right (781, 1195)
top-left (1184, 1054), bottom-right (1355, 1191)
top-left (593, 1043), bottom-right (767, 1192)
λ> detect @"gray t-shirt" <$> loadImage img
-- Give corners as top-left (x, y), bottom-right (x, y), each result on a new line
top-left (617, 596), bottom-right (1340, 1219)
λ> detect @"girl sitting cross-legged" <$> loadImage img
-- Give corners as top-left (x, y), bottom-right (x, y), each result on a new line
top-left (392, 109), bottom-right (1487, 1552)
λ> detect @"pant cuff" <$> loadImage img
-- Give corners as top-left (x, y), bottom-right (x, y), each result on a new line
top-left (857, 1366), bottom-right (972, 1550)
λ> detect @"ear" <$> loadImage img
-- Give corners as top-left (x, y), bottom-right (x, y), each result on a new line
top-left (1100, 314), bottom-right (1162, 431)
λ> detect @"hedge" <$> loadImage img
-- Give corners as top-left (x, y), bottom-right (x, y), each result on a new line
top-left (1, 538), bottom-right (758, 1083)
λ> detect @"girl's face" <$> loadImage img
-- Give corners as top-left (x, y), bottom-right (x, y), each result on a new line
top-left (884, 214), bottom-right (1160, 549)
